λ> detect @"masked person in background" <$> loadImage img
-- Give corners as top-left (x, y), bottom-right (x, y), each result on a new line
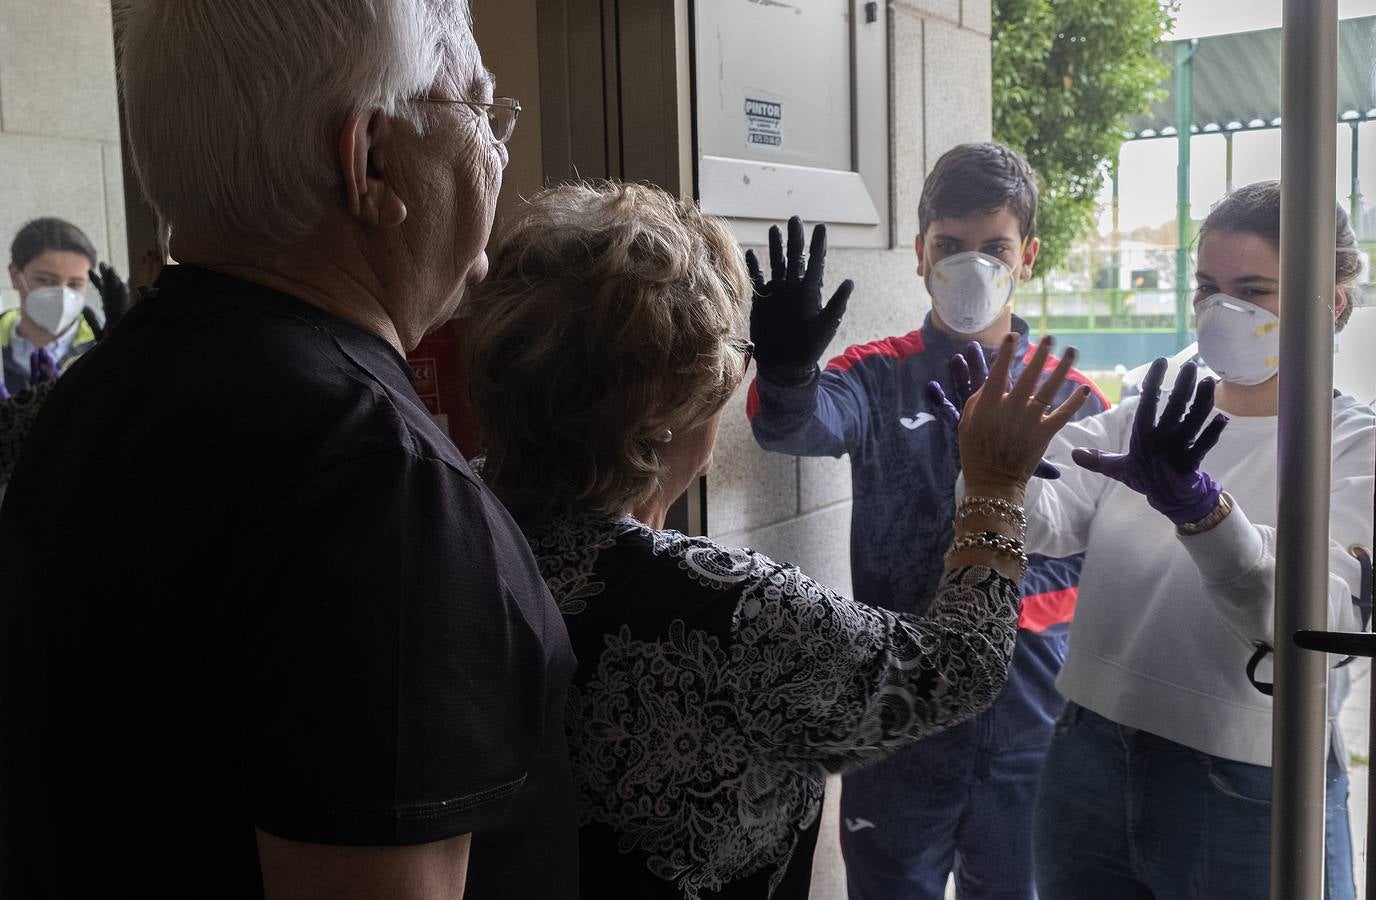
top-left (748, 143), bottom-right (1107, 900)
top-left (4, 218), bottom-right (97, 394)
top-left (1, 290), bottom-right (128, 505)
top-left (0, 220), bottom-right (132, 507)
top-left (988, 181), bottom-right (1370, 899)
top-left (3, 218), bottom-right (130, 395)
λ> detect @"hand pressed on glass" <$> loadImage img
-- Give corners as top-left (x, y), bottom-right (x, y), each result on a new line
top-left (926, 340), bottom-right (1062, 480)
top-left (745, 216), bottom-right (854, 384)
top-left (955, 334), bottom-right (1090, 499)
top-left (1072, 357), bottom-right (1228, 527)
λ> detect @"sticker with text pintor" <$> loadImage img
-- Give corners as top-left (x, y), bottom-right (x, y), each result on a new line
top-left (745, 97), bottom-right (783, 150)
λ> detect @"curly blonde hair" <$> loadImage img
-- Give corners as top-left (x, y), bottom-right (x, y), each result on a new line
top-left (461, 181), bottom-right (749, 522)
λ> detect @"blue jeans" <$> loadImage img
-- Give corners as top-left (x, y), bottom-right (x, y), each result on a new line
top-left (841, 717), bottom-right (1048, 900)
top-left (1033, 703), bottom-right (1355, 900)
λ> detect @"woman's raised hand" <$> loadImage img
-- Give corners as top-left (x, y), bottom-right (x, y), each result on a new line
top-left (957, 335), bottom-right (1091, 498)
top-left (1071, 358), bottom-right (1227, 526)
top-left (928, 342), bottom-right (1063, 480)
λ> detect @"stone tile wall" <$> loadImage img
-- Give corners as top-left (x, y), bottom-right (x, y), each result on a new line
top-left (709, 0), bottom-right (993, 603)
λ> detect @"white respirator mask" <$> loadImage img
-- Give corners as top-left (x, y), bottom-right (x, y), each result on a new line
top-left (1194, 293), bottom-right (1281, 386)
top-left (927, 251), bottom-right (1018, 334)
top-left (21, 280), bottom-right (86, 337)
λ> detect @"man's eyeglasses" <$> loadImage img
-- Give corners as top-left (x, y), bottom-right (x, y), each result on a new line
top-left (729, 338), bottom-right (754, 373)
top-left (418, 96), bottom-right (521, 145)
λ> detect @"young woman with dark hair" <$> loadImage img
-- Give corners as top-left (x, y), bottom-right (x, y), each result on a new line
top-left (1024, 181), bottom-right (1370, 899)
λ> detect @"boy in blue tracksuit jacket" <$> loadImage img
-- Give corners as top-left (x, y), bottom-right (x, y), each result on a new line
top-left (746, 143), bottom-right (1109, 900)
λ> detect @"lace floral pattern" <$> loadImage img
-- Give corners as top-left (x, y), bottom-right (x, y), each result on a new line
top-left (524, 514), bottom-right (631, 615)
top-left (528, 514), bottom-right (1020, 899)
top-left (1, 381), bottom-right (55, 485)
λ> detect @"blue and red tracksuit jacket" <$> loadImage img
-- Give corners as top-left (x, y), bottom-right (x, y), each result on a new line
top-left (747, 314), bottom-right (1110, 760)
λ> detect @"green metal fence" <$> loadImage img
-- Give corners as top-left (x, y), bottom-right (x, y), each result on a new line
top-left (1021, 238), bottom-right (1375, 336)
top-left (1013, 287), bottom-right (1180, 334)
top-left (1013, 238), bottom-right (1374, 370)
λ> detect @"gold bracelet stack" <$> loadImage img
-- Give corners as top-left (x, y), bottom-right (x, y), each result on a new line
top-left (955, 495), bottom-right (1027, 539)
top-left (946, 530), bottom-right (1029, 579)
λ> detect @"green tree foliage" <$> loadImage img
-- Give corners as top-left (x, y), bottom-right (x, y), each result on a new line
top-left (993, 0), bottom-right (1177, 277)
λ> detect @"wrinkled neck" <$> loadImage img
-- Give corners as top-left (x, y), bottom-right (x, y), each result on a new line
top-left (171, 227), bottom-right (423, 355)
top-left (630, 499), bottom-right (668, 531)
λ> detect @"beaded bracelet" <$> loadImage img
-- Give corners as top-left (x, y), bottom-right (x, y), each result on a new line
top-left (946, 530), bottom-right (1029, 579)
top-left (956, 496), bottom-right (1027, 537)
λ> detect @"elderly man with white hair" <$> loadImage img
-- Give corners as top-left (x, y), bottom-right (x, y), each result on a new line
top-left (0, 3), bottom-right (575, 898)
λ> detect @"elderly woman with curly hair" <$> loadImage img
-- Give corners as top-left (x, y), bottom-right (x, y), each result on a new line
top-left (461, 181), bottom-right (1093, 900)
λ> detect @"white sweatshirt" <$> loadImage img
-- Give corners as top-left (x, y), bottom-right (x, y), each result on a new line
top-left (1017, 394), bottom-right (1374, 767)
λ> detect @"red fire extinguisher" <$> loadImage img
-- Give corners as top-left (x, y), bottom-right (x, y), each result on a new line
top-left (405, 319), bottom-right (481, 458)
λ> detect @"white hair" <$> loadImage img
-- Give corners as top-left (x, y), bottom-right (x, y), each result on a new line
top-left (116, 0), bottom-right (473, 248)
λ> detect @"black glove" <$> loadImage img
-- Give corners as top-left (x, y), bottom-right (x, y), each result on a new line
top-left (746, 216), bottom-right (854, 386)
top-left (89, 263), bottom-right (132, 337)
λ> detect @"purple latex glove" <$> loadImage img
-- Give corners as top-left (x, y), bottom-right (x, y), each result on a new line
top-left (1071, 358), bottom-right (1228, 526)
top-left (926, 341), bottom-right (1062, 480)
top-left (29, 349), bottom-right (58, 386)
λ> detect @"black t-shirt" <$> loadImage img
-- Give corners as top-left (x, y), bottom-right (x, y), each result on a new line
top-left (0, 266), bottom-right (577, 897)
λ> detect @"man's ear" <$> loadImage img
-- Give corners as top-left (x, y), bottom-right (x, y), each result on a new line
top-left (8, 264), bottom-right (22, 294)
top-left (338, 109), bottom-right (408, 230)
top-left (1020, 236), bottom-right (1041, 282)
top-left (915, 234), bottom-right (928, 277)
top-left (1336, 287), bottom-right (1351, 328)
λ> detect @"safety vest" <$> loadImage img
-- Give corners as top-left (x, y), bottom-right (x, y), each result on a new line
top-left (0, 307), bottom-right (98, 391)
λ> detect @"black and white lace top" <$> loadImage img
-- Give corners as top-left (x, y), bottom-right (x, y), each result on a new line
top-left (525, 512), bottom-right (1021, 900)
top-left (1, 381), bottom-right (54, 487)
